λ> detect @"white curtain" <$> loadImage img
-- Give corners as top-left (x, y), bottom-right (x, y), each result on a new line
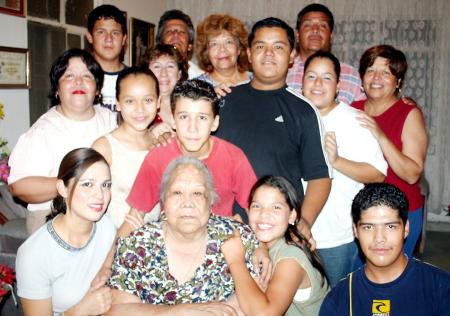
top-left (167, 0), bottom-right (450, 213)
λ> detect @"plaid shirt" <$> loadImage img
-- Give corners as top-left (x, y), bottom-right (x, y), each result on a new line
top-left (286, 55), bottom-right (366, 105)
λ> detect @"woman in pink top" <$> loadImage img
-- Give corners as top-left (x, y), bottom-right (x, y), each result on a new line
top-left (352, 45), bottom-right (428, 256)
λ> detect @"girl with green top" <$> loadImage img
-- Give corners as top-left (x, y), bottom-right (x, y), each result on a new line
top-left (222, 175), bottom-right (329, 315)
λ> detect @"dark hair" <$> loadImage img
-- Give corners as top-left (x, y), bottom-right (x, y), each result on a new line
top-left (248, 17), bottom-right (295, 51)
top-left (115, 66), bottom-right (159, 125)
top-left (48, 148), bottom-right (109, 220)
top-left (170, 79), bottom-right (220, 117)
top-left (48, 48), bottom-right (104, 107)
top-left (141, 44), bottom-right (189, 82)
top-left (304, 50), bottom-right (341, 80)
top-left (296, 3), bottom-right (334, 32)
top-left (351, 183), bottom-right (409, 226)
top-left (359, 45), bottom-right (408, 95)
top-left (249, 175), bottom-right (328, 286)
top-left (156, 9), bottom-right (194, 58)
top-left (195, 14), bottom-right (249, 73)
top-left (116, 66), bottom-right (159, 99)
top-left (87, 4), bottom-right (127, 35)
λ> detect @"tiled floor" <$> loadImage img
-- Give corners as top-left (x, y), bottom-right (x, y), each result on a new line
top-left (1, 228), bottom-right (448, 316)
top-left (420, 230), bottom-right (450, 273)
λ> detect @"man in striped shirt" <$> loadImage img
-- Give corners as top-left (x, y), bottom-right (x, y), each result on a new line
top-left (286, 3), bottom-right (365, 105)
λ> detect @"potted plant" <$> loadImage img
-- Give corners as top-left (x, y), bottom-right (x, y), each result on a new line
top-left (0, 264), bottom-right (15, 305)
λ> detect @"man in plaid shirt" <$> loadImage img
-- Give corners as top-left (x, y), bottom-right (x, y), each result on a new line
top-left (286, 3), bottom-right (365, 105)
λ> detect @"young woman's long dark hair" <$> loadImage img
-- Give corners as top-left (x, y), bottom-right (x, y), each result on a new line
top-left (47, 148), bottom-right (109, 221)
top-left (248, 175), bottom-right (329, 286)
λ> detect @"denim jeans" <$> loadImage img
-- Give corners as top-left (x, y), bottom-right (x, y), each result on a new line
top-left (404, 207), bottom-right (423, 257)
top-left (317, 240), bottom-right (359, 288)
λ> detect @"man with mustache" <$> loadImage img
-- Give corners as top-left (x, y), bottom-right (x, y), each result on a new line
top-left (286, 3), bottom-right (365, 105)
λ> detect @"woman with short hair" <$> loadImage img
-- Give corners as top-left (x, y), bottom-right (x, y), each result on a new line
top-left (195, 14), bottom-right (252, 89)
top-left (144, 44), bottom-right (188, 125)
top-left (106, 156), bottom-right (259, 315)
top-left (8, 48), bottom-right (117, 234)
top-left (352, 45), bottom-right (428, 256)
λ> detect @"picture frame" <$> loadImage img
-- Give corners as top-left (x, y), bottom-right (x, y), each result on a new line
top-left (0, 0), bottom-right (25, 17)
top-left (119, 10), bottom-right (127, 63)
top-left (130, 17), bottom-right (155, 66)
top-left (0, 46), bottom-right (30, 88)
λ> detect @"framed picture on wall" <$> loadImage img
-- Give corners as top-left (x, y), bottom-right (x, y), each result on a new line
top-left (119, 10), bottom-right (127, 63)
top-left (130, 17), bottom-right (155, 66)
top-left (0, 46), bottom-right (30, 88)
top-left (0, 0), bottom-right (25, 17)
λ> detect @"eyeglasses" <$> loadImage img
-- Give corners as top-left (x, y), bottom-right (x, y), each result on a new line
top-left (207, 38), bottom-right (238, 51)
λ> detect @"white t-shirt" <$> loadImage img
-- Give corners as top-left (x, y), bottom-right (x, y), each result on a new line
top-left (16, 215), bottom-right (116, 316)
top-left (188, 60), bottom-right (204, 79)
top-left (8, 105), bottom-right (117, 211)
top-left (101, 71), bottom-right (121, 111)
top-left (311, 102), bottom-right (388, 248)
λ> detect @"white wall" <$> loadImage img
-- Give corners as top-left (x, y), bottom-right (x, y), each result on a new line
top-left (101, 0), bottom-right (167, 65)
top-left (0, 14), bottom-right (29, 148)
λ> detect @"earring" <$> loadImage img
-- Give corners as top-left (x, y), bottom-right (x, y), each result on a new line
top-left (360, 85), bottom-right (365, 93)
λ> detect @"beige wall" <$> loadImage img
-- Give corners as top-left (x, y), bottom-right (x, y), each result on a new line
top-left (102, 0), bottom-right (166, 24)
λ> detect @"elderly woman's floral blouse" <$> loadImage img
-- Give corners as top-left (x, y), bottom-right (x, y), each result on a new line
top-left (109, 215), bottom-right (258, 304)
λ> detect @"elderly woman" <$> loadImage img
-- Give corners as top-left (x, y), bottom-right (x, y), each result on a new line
top-left (301, 51), bottom-right (387, 287)
top-left (195, 14), bottom-right (251, 89)
top-left (106, 156), bottom-right (258, 315)
top-left (8, 48), bottom-right (116, 234)
top-left (352, 45), bottom-right (428, 256)
top-left (144, 44), bottom-right (188, 124)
